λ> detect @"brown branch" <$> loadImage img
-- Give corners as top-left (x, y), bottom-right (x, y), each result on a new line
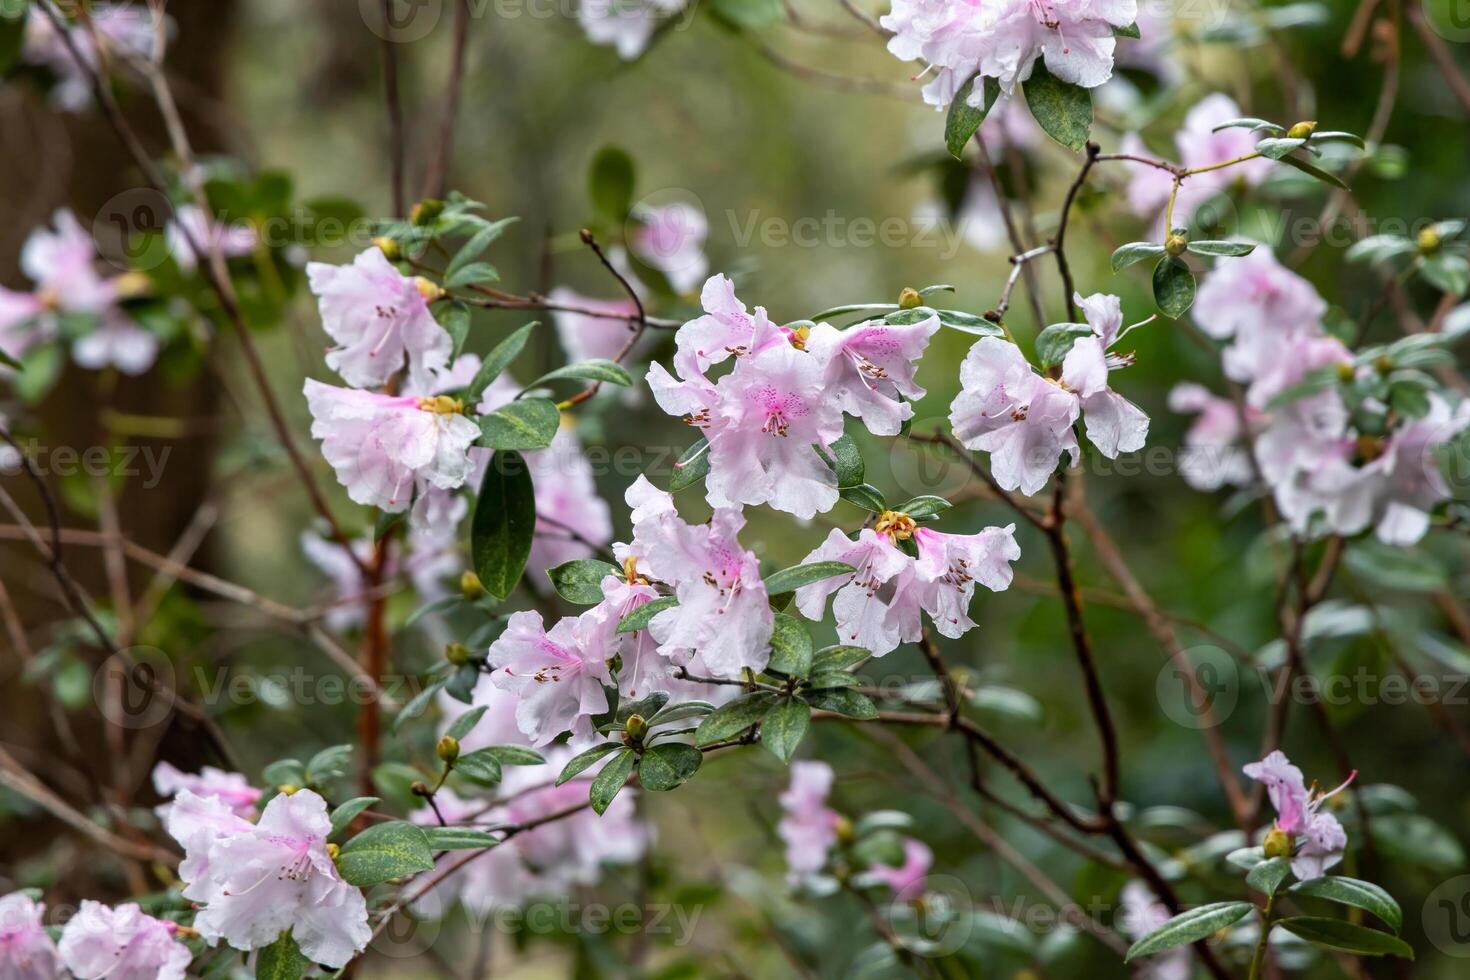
top-left (422, 0), bottom-right (472, 200)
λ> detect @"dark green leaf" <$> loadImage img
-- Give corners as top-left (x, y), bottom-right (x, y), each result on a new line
top-left (405, 596), bottom-right (461, 627)
top-left (483, 745), bottom-right (544, 766)
top-left (945, 74), bottom-right (1001, 159)
top-left (647, 701), bottom-right (716, 725)
top-left (446, 706), bottom-right (488, 741)
top-left (763, 561), bottom-right (854, 596)
top-left (1035, 322), bottom-right (1092, 368)
top-left (695, 692), bottom-right (777, 746)
top-left (262, 758), bottom-right (306, 788)
top-left (1022, 62), bottom-right (1092, 152)
top-left (803, 688), bottom-right (878, 719)
top-left (812, 645), bottom-right (871, 672)
top-left (329, 797), bottom-right (380, 838)
top-left (466, 322), bottom-right (537, 404)
top-left (840, 484), bottom-right (887, 514)
top-left (760, 699), bottom-right (811, 763)
top-left (548, 559), bottom-right (619, 604)
top-left (453, 748), bottom-right (503, 785)
top-left (557, 742), bottom-right (624, 785)
top-left (589, 749), bottom-right (636, 814)
top-left (391, 677), bottom-right (448, 735)
top-left (1256, 136), bottom-right (1308, 159)
top-left (669, 438), bottom-right (711, 491)
top-left (337, 820), bottom-right (435, 886)
top-left (1313, 131), bottom-right (1366, 147)
top-left (0, 348), bottom-right (19, 371)
top-left (533, 359), bottom-right (633, 388)
top-left (617, 595), bottom-right (679, 634)
top-left (589, 146), bottom-right (636, 221)
top-left (1187, 240), bottom-right (1257, 258)
top-left (1124, 902), bottom-right (1253, 961)
top-left (477, 398), bottom-right (560, 451)
top-left (1152, 257), bottom-right (1196, 318)
top-left (637, 743), bottom-right (703, 791)
top-left (255, 931), bottom-right (309, 980)
top-left (471, 451), bottom-right (536, 600)
top-left (1289, 877), bottom-right (1402, 933)
top-left (423, 827), bottom-right (499, 850)
top-left (825, 433), bottom-right (865, 488)
top-left (445, 218), bottom-right (518, 283)
top-left (1273, 152), bottom-right (1350, 190)
top-left (1111, 241), bottom-right (1166, 272)
top-left (1114, 20), bottom-right (1140, 38)
top-left (895, 495), bottom-right (951, 520)
top-left (1212, 117), bottom-right (1283, 134)
top-left (766, 614), bottom-right (814, 678)
top-left (1421, 254), bottom-right (1470, 297)
top-left (1246, 856), bottom-right (1292, 896)
top-left (1276, 917), bottom-right (1413, 958)
top-left (445, 262), bottom-right (499, 289)
top-left (936, 309), bottom-right (1004, 336)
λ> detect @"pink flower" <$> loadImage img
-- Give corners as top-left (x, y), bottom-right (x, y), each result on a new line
top-left (778, 761), bottom-right (842, 884)
top-left (58, 901), bottom-right (191, 980)
top-left (1168, 383), bottom-right (1257, 491)
top-left (1243, 750), bottom-right (1355, 881)
top-left (912, 524), bottom-right (1020, 638)
top-left (950, 336), bottom-right (1081, 495)
top-left (166, 205), bottom-right (258, 274)
top-left (548, 287), bottom-right (643, 364)
top-left (883, 0), bottom-right (1138, 107)
top-left (23, 5), bottom-right (156, 111)
top-left (487, 610), bottom-right (613, 745)
top-left (308, 247), bottom-right (453, 391)
top-left (615, 476), bottom-right (774, 677)
top-left (578, 0), bottom-right (686, 60)
top-left (152, 761), bottom-right (261, 821)
top-left (806, 312), bottom-right (939, 436)
top-left (866, 838), bottom-right (934, 896)
top-left (0, 892), bottom-right (63, 979)
top-left (629, 201), bottom-right (708, 294)
top-left (794, 528), bottom-right (924, 656)
top-left (1194, 245), bottom-right (1328, 392)
top-left (304, 378), bottom-right (481, 512)
top-left (669, 275), bottom-right (782, 379)
top-left (175, 789), bottom-right (370, 968)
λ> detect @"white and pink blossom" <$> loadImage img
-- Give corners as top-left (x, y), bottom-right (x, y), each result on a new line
top-left (486, 609), bottom-right (613, 745)
top-left (1243, 750), bottom-right (1354, 881)
top-left (152, 761), bottom-right (261, 821)
top-left (806, 312), bottom-right (939, 436)
top-left (578, 0), bottom-right (686, 60)
top-left (0, 892), bottom-right (62, 980)
top-left (629, 201), bottom-right (708, 294)
top-left (778, 761), bottom-right (842, 886)
top-left (58, 901), bottom-right (191, 980)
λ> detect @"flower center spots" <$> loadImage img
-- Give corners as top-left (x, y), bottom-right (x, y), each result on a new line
top-left (750, 384), bottom-right (807, 436)
top-left (528, 638), bottom-right (582, 683)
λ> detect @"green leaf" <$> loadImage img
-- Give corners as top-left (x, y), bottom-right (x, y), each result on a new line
top-left (466, 321), bottom-right (537, 404)
top-left (1256, 136), bottom-right (1308, 159)
top-left (1034, 322), bottom-right (1092, 368)
top-left (445, 262), bottom-right (499, 289)
top-left (477, 397), bottom-right (560, 450)
top-left (969, 686), bottom-right (1042, 723)
top-left (647, 701), bottom-right (716, 725)
top-left (482, 745), bottom-right (544, 766)
top-left (617, 595), bottom-right (679, 634)
top-left (262, 758), bottom-right (306, 787)
top-left (825, 433), bottom-right (865, 487)
top-left (760, 699), bottom-right (811, 763)
top-left (423, 827), bottom-right (499, 850)
top-left (840, 483), bottom-right (887, 514)
top-left (548, 559), bottom-right (619, 604)
top-left (1421, 254), bottom-right (1470, 297)
top-left (894, 495), bottom-right (951, 520)
top-left (1212, 117), bottom-right (1283, 134)
top-left (445, 217), bottom-right (518, 283)
top-left (589, 146), bottom-right (636, 222)
top-left (1273, 152), bottom-right (1350, 190)
top-left (446, 706), bottom-right (488, 741)
top-left (806, 670), bottom-right (860, 689)
top-left (1111, 242), bottom-right (1166, 272)
top-left (618, 691), bottom-right (671, 723)
top-left (1114, 20), bottom-right (1140, 38)
top-left (453, 748), bottom-right (503, 785)
top-left (669, 437), bottom-right (710, 492)
top-left (763, 561), bottom-right (854, 596)
top-left (637, 743), bottom-right (703, 791)
top-left (255, 931), bottom-right (309, 980)
top-left (1370, 812), bottom-right (1465, 870)
top-left (1152, 256), bottom-right (1196, 318)
top-left (337, 820), bottom-right (435, 886)
top-left (589, 749), bottom-right (636, 814)
top-left (405, 596), bottom-right (460, 627)
top-left (1226, 846), bottom-right (1267, 870)
top-left (766, 614), bottom-right (814, 678)
top-left (812, 645), bottom-right (870, 672)
top-left (1276, 917), bottom-right (1414, 958)
top-left (329, 797), bottom-right (380, 837)
top-left (802, 688), bottom-right (878, 719)
top-left (1187, 240), bottom-right (1257, 258)
top-left (557, 742), bottom-right (624, 785)
top-left (945, 74), bottom-right (1001, 159)
top-left (1289, 877), bottom-right (1402, 933)
top-left (935, 308), bottom-right (1003, 336)
top-left (1124, 902), bottom-right (1253, 961)
top-left (533, 359), bottom-right (634, 388)
top-left (1022, 61), bottom-right (1093, 152)
top-left (391, 677), bottom-right (448, 735)
top-left (1313, 131), bottom-right (1366, 148)
top-left (471, 451), bottom-right (536, 600)
top-left (695, 692), bottom-right (778, 745)
top-left (306, 744), bottom-right (352, 783)
top-left (1246, 856), bottom-right (1292, 896)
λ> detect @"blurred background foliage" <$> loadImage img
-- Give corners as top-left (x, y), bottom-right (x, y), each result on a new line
top-left (3, 0), bottom-right (1470, 976)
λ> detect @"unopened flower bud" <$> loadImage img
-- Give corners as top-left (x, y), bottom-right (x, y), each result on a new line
top-left (111, 270), bottom-right (152, 299)
top-left (411, 199), bottom-right (444, 225)
top-left (460, 571), bottom-right (485, 599)
top-left (326, 842), bottom-right (341, 861)
top-left (1374, 354), bottom-right (1394, 375)
top-left (835, 815), bottom-right (855, 844)
top-left (1335, 362), bottom-right (1356, 383)
top-left (278, 784), bottom-right (300, 796)
top-left (1417, 226), bottom-right (1442, 255)
top-left (437, 735), bottom-right (460, 764)
top-left (1286, 120), bottom-right (1317, 140)
top-left (445, 642), bottom-right (471, 666)
top-left (1165, 232), bottom-right (1189, 257)
top-left (410, 780), bottom-right (431, 797)
top-left (414, 276), bottom-right (447, 303)
top-left (898, 287), bottom-right (923, 309)
top-left (625, 714), bottom-right (648, 742)
top-left (788, 324), bottom-right (811, 350)
top-left (1263, 826), bottom-right (1293, 860)
top-left (372, 236), bottom-right (401, 261)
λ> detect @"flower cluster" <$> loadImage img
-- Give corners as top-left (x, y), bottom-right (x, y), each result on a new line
top-left (949, 292), bottom-right (1149, 494)
top-left (882, 0), bottom-right (1140, 107)
top-left (649, 275), bottom-right (937, 518)
top-left (1243, 751), bottom-right (1354, 880)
